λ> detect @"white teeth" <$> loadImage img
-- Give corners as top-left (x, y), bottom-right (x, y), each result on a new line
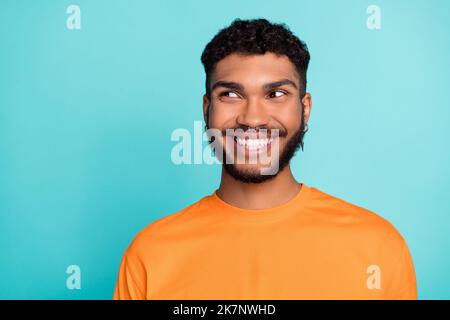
top-left (236, 137), bottom-right (273, 150)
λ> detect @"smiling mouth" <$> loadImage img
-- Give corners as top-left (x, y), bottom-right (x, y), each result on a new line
top-left (233, 136), bottom-right (274, 151)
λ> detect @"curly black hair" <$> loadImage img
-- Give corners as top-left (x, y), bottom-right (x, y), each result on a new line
top-left (201, 18), bottom-right (310, 99)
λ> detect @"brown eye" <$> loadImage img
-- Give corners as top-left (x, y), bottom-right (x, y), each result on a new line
top-left (219, 91), bottom-right (239, 98)
top-left (268, 90), bottom-right (287, 98)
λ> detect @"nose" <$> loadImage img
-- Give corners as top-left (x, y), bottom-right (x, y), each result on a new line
top-left (236, 97), bottom-right (270, 129)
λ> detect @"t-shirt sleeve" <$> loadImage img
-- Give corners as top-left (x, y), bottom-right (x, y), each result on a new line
top-left (113, 248), bottom-right (147, 300)
top-left (385, 239), bottom-right (418, 300)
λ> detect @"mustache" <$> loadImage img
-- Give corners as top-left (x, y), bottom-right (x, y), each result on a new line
top-left (220, 126), bottom-right (288, 138)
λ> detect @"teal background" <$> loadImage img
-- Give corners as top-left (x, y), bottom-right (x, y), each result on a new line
top-left (1, 0), bottom-right (449, 299)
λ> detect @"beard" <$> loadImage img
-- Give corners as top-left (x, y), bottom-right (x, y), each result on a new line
top-left (205, 102), bottom-right (308, 184)
top-left (221, 123), bottom-right (306, 184)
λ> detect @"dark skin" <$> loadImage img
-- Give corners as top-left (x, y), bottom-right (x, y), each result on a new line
top-left (203, 52), bottom-right (312, 210)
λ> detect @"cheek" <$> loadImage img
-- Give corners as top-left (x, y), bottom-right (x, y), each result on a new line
top-left (283, 116), bottom-right (302, 132)
top-left (272, 105), bottom-right (303, 132)
top-left (208, 104), bottom-right (239, 128)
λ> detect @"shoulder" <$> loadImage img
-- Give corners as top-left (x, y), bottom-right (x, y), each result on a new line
top-left (306, 185), bottom-right (407, 245)
top-left (125, 194), bottom-right (213, 255)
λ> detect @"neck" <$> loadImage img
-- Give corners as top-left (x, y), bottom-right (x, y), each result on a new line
top-left (216, 165), bottom-right (302, 210)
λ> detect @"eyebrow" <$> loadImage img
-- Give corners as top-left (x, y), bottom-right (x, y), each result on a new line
top-left (211, 78), bottom-right (298, 92)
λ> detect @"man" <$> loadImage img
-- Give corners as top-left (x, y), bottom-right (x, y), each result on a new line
top-left (113, 18), bottom-right (417, 300)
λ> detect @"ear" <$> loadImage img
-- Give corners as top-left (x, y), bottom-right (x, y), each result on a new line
top-left (202, 94), bottom-right (210, 125)
top-left (301, 92), bottom-right (312, 125)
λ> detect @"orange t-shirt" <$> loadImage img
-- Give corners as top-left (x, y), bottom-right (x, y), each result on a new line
top-left (113, 183), bottom-right (417, 300)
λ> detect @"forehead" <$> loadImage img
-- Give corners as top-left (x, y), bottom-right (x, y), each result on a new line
top-left (211, 52), bottom-right (299, 86)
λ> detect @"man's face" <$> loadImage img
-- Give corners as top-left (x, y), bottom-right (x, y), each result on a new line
top-left (203, 52), bottom-right (312, 183)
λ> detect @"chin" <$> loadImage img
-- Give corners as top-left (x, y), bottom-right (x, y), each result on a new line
top-left (223, 163), bottom-right (281, 184)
